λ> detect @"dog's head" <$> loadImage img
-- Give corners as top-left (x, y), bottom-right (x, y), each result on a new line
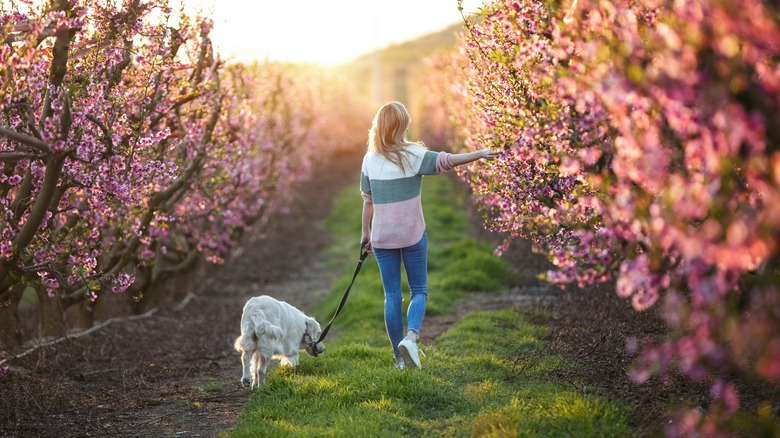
top-left (302, 318), bottom-right (325, 357)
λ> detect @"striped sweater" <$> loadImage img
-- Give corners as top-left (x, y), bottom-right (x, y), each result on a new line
top-left (360, 145), bottom-right (454, 249)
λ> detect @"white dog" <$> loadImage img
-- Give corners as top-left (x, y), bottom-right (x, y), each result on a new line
top-left (233, 295), bottom-right (325, 388)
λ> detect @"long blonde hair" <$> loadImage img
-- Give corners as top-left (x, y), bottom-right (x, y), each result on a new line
top-left (367, 101), bottom-right (424, 172)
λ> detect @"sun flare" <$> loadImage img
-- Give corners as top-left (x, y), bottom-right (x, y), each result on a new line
top-left (179, 0), bottom-right (485, 65)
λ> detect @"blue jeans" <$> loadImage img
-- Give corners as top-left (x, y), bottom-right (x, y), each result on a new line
top-left (373, 232), bottom-right (428, 358)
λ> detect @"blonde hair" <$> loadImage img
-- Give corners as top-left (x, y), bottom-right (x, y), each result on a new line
top-left (367, 101), bottom-right (425, 172)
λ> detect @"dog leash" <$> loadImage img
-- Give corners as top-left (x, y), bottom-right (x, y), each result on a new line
top-left (308, 245), bottom-right (370, 350)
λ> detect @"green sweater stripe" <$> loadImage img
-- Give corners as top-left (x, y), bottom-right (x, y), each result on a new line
top-left (362, 174), bottom-right (423, 204)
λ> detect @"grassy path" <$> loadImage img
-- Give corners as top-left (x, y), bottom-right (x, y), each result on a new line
top-left (226, 176), bottom-right (633, 437)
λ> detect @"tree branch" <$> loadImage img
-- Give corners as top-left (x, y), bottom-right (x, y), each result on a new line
top-left (0, 126), bottom-right (52, 154)
top-left (0, 154), bottom-right (66, 286)
top-left (40, 1), bottom-right (75, 124)
top-left (0, 151), bottom-right (43, 162)
top-left (2, 23), bottom-right (55, 45)
top-left (85, 114), bottom-right (114, 155)
top-left (149, 92), bottom-right (202, 128)
top-left (6, 101), bottom-right (42, 139)
top-left (0, 306), bottom-right (160, 368)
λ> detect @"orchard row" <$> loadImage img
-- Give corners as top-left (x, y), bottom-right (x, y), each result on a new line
top-left (420, 0), bottom-right (780, 434)
top-left (0, 1), bottom-right (366, 343)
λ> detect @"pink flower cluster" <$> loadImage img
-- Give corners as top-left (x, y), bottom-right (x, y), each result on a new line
top-left (421, 0), bottom-right (780, 433)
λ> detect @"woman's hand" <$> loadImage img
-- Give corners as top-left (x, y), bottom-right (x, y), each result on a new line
top-left (360, 233), bottom-right (372, 253)
top-left (479, 148), bottom-right (500, 160)
top-left (450, 148), bottom-right (502, 167)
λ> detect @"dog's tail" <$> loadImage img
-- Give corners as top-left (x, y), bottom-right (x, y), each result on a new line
top-left (233, 310), bottom-right (283, 352)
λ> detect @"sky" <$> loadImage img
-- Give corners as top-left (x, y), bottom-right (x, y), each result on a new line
top-left (182, 0), bottom-right (485, 65)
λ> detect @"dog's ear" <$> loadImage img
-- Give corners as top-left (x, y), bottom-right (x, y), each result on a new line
top-left (306, 318), bottom-right (321, 338)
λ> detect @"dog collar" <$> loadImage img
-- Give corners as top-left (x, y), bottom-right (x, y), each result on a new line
top-left (303, 329), bottom-right (319, 356)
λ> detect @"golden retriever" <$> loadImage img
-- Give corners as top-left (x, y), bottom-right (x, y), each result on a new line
top-left (233, 295), bottom-right (325, 388)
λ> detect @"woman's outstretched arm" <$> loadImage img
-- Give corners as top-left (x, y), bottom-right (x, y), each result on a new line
top-left (450, 148), bottom-right (500, 167)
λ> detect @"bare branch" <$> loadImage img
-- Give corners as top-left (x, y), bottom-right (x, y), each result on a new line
top-left (0, 126), bottom-right (52, 154)
top-left (105, 40), bottom-right (133, 91)
top-left (40, 1), bottom-right (76, 124)
top-left (0, 151), bottom-right (42, 162)
top-left (10, 168), bottom-right (33, 217)
top-left (149, 92), bottom-right (202, 128)
top-left (155, 247), bottom-right (198, 277)
top-left (71, 39), bottom-right (111, 59)
top-left (85, 114), bottom-right (114, 155)
top-left (0, 306), bottom-right (160, 368)
top-left (6, 101), bottom-right (41, 138)
top-left (2, 23), bottom-right (56, 45)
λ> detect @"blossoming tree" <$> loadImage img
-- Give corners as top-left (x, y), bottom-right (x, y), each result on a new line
top-left (0, 0), bottom-right (346, 342)
top-left (422, 0), bottom-right (780, 433)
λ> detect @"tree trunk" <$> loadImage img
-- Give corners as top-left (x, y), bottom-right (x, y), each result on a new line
top-left (36, 287), bottom-right (65, 339)
top-left (128, 286), bottom-right (153, 315)
top-left (76, 295), bottom-right (97, 329)
top-left (170, 256), bottom-right (205, 303)
top-left (0, 284), bottom-right (25, 347)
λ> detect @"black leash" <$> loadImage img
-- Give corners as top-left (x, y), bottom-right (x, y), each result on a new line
top-left (308, 246), bottom-right (370, 350)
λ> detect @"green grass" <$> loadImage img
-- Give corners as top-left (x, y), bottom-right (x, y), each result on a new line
top-left (200, 381), bottom-right (224, 393)
top-left (225, 175), bottom-right (632, 437)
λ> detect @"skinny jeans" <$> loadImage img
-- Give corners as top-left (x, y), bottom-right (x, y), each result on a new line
top-left (373, 232), bottom-right (428, 358)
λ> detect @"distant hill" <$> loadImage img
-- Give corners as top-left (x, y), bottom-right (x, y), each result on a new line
top-left (348, 22), bottom-right (465, 67)
top-left (339, 22), bottom-right (467, 107)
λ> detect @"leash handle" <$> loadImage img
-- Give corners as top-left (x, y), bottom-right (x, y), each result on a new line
top-left (312, 244), bottom-right (370, 346)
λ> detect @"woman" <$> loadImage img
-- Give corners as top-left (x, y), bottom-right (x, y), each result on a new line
top-left (360, 101), bottom-right (498, 369)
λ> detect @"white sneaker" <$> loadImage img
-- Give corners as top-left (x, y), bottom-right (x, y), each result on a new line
top-left (394, 356), bottom-right (406, 369)
top-left (398, 337), bottom-right (426, 369)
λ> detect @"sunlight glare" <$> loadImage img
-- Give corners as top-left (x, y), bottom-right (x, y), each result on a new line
top-left (178, 0), bottom-right (485, 65)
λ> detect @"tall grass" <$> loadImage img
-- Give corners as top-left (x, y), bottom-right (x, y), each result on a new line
top-left (226, 175), bottom-right (632, 437)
